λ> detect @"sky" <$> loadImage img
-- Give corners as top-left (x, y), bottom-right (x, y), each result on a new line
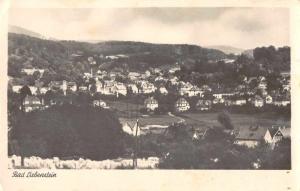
top-left (8, 7), bottom-right (289, 49)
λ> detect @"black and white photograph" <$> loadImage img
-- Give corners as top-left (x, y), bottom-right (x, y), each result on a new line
top-left (6, 7), bottom-right (291, 170)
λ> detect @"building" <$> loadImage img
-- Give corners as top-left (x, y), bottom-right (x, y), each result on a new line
top-left (92, 100), bottom-right (109, 109)
top-left (128, 72), bottom-right (141, 81)
top-left (159, 86), bottom-right (168, 95)
top-left (196, 99), bottom-right (212, 111)
top-left (265, 95), bottom-right (273, 104)
top-left (22, 95), bottom-right (43, 112)
top-left (114, 82), bottom-right (127, 96)
top-left (251, 95), bottom-right (264, 107)
top-left (174, 98), bottom-right (190, 112)
top-left (40, 87), bottom-right (50, 94)
top-left (119, 118), bottom-right (142, 136)
top-left (234, 99), bottom-right (247, 106)
top-left (29, 86), bottom-right (38, 95)
top-left (234, 125), bottom-right (267, 148)
top-left (139, 81), bottom-right (156, 94)
top-left (21, 68), bottom-right (45, 76)
top-left (127, 84), bottom-right (139, 94)
top-left (144, 97), bottom-right (159, 111)
top-left (264, 125), bottom-right (291, 148)
top-left (273, 97), bottom-right (290, 107)
top-left (12, 85), bottom-right (22, 93)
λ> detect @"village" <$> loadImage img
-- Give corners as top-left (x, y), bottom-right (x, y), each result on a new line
top-left (8, 54), bottom-right (291, 151)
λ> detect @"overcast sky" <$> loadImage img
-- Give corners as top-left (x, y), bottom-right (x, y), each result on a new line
top-left (8, 8), bottom-right (289, 49)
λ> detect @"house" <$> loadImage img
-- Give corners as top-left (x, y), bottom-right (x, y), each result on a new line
top-left (178, 82), bottom-right (193, 96)
top-left (234, 125), bottom-right (267, 148)
top-left (144, 97), bottom-right (159, 111)
top-left (92, 100), bottom-right (109, 109)
top-left (101, 80), bottom-right (117, 95)
top-left (78, 86), bottom-right (88, 91)
top-left (21, 68), bottom-right (45, 76)
top-left (213, 97), bottom-right (225, 104)
top-left (174, 98), bottom-right (190, 112)
top-left (23, 95), bottom-right (43, 112)
top-left (282, 83), bottom-right (291, 92)
top-left (168, 66), bottom-right (180, 74)
top-left (196, 99), bottom-right (212, 111)
top-left (12, 85), bottom-right (22, 93)
top-left (192, 128), bottom-right (209, 140)
top-left (258, 81), bottom-right (267, 90)
top-left (114, 82), bottom-right (127, 96)
top-left (273, 97), bottom-right (290, 107)
top-left (159, 86), bottom-right (168, 95)
top-left (40, 87), bottom-right (50, 94)
top-left (66, 82), bottom-right (77, 92)
top-left (264, 125), bottom-right (290, 147)
top-left (119, 118), bottom-right (142, 136)
top-left (265, 95), bottom-right (273, 104)
top-left (144, 70), bottom-right (151, 77)
top-left (140, 81), bottom-right (156, 94)
top-left (29, 86), bottom-right (38, 95)
top-left (95, 80), bottom-right (103, 92)
top-left (251, 95), bottom-right (264, 107)
top-left (169, 76), bottom-right (179, 85)
top-left (127, 84), bottom-right (139, 94)
top-left (128, 72), bottom-right (141, 81)
top-left (234, 99), bottom-right (247, 106)
top-left (213, 89), bottom-right (235, 99)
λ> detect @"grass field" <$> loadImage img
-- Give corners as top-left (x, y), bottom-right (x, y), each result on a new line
top-left (180, 112), bottom-right (290, 129)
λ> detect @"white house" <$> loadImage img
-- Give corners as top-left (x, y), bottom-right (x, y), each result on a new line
top-left (273, 97), bottom-right (290, 107)
top-left (140, 81), bottom-right (156, 94)
top-left (93, 100), bottom-right (109, 109)
top-left (127, 84), bottom-right (139, 94)
top-left (264, 126), bottom-right (290, 148)
top-left (265, 95), bottom-right (273, 104)
top-left (144, 97), bottom-right (159, 111)
top-left (159, 86), bottom-right (168, 95)
top-left (40, 87), bottom-right (50, 94)
top-left (23, 95), bottom-right (43, 112)
top-left (251, 95), bottom-right (264, 107)
top-left (174, 98), bottom-right (190, 112)
top-left (29, 86), bottom-right (38, 95)
top-left (12, 85), bottom-right (22, 93)
top-left (196, 99), bottom-right (212, 111)
top-left (114, 82), bottom-right (127, 96)
top-left (234, 99), bottom-right (247, 106)
top-left (119, 118), bottom-right (141, 136)
top-left (21, 68), bottom-right (45, 76)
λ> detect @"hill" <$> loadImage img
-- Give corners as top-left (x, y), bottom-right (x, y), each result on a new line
top-left (8, 33), bottom-right (228, 81)
top-left (8, 25), bottom-right (55, 40)
top-left (206, 45), bottom-right (244, 55)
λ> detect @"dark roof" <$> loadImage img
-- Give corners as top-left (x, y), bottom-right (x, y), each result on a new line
top-left (235, 125), bottom-right (267, 141)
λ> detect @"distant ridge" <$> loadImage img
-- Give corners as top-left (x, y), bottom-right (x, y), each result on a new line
top-left (206, 45), bottom-right (244, 55)
top-left (8, 25), bottom-right (56, 41)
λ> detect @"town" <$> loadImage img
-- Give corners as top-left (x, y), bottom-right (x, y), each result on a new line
top-left (7, 32), bottom-right (291, 169)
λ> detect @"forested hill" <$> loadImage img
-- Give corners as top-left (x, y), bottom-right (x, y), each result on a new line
top-left (8, 33), bottom-right (228, 79)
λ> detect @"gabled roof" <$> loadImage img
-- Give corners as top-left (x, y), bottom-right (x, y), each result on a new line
top-left (235, 125), bottom-right (267, 141)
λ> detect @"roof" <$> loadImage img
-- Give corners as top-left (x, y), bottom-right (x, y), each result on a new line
top-left (144, 97), bottom-right (158, 105)
top-left (24, 95), bottom-right (42, 106)
top-left (176, 98), bottom-right (188, 104)
top-left (235, 125), bottom-right (267, 141)
top-left (268, 125), bottom-right (291, 138)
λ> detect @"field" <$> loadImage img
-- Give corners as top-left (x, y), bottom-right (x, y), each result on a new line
top-left (180, 112), bottom-right (291, 130)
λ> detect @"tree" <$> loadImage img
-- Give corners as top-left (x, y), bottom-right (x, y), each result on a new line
top-left (13, 104), bottom-right (126, 160)
top-left (217, 111), bottom-right (234, 130)
top-left (19, 85), bottom-right (32, 112)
